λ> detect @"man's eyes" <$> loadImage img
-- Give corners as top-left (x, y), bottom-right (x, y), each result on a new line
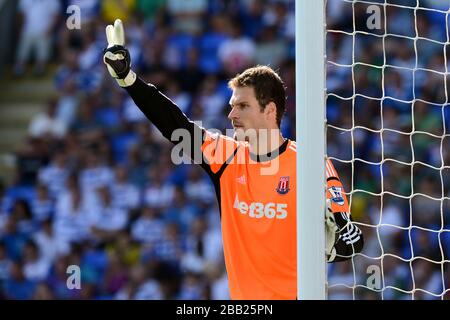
top-left (229, 103), bottom-right (248, 110)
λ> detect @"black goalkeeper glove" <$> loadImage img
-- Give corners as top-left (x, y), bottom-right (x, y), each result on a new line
top-left (326, 199), bottom-right (350, 261)
top-left (103, 19), bottom-right (136, 87)
top-left (326, 199), bottom-right (363, 262)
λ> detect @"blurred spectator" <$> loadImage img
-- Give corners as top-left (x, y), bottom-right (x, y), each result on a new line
top-left (13, 0), bottom-right (61, 76)
top-left (382, 257), bottom-right (410, 300)
top-left (3, 260), bottom-right (36, 299)
top-left (166, 80), bottom-right (192, 115)
top-left (80, 242), bottom-right (109, 288)
top-left (183, 167), bottom-right (215, 206)
top-left (143, 167), bottom-right (175, 210)
top-left (30, 184), bottom-right (54, 222)
top-left (177, 272), bottom-right (207, 299)
top-left (195, 75), bottom-right (228, 129)
top-left (111, 165), bottom-right (140, 211)
top-left (95, 89), bottom-right (124, 132)
top-left (126, 146), bottom-right (148, 188)
top-left (33, 219), bottom-right (70, 264)
top-left (239, 0), bottom-right (265, 39)
top-left (198, 14), bottom-right (229, 74)
top-left (181, 217), bottom-right (222, 274)
top-left (377, 198), bottom-right (405, 248)
top-left (108, 229), bottom-right (141, 267)
top-left (134, 122), bottom-right (161, 166)
top-left (166, 0), bottom-right (207, 34)
top-left (55, 75), bottom-right (80, 127)
top-left (53, 174), bottom-right (93, 245)
top-left (149, 223), bottom-right (184, 274)
top-left (101, 0), bottom-right (136, 23)
top-left (122, 95), bottom-right (148, 123)
top-left (79, 152), bottom-right (114, 198)
top-left (412, 259), bottom-right (443, 300)
top-left (71, 97), bottom-right (104, 140)
top-left (76, 24), bottom-right (105, 93)
top-left (136, 0), bottom-right (165, 23)
top-left (131, 207), bottom-right (165, 246)
top-left (163, 186), bottom-right (201, 234)
top-left (254, 25), bottom-right (288, 69)
top-left (327, 262), bottom-right (354, 300)
top-left (218, 20), bottom-right (256, 76)
top-left (38, 150), bottom-right (70, 199)
top-left (102, 251), bottom-right (128, 297)
top-left (207, 261), bottom-right (229, 300)
top-left (115, 263), bottom-right (162, 300)
top-left (0, 182), bottom-right (12, 218)
top-left (32, 283), bottom-right (55, 299)
top-left (110, 123), bottom-right (139, 164)
top-left (0, 216), bottom-right (30, 262)
top-left (22, 240), bottom-right (50, 282)
top-left (163, 30), bottom-right (196, 71)
top-left (10, 199), bottom-right (35, 236)
top-left (175, 48), bottom-right (205, 93)
top-left (28, 98), bottom-right (68, 139)
top-left (0, 242), bottom-right (12, 287)
top-left (46, 255), bottom-right (78, 299)
top-left (90, 186), bottom-right (128, 241)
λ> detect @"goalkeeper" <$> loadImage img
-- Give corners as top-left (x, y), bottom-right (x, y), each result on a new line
top-left (103, 19), bottom-right (363, 300)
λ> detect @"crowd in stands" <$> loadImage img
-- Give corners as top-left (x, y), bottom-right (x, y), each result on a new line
top-left (2, 0), bottom-right (295, 300)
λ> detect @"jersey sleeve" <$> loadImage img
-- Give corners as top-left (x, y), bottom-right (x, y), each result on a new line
top-left (325, 159), bottom-right (364, 262)
top-left (125, 77), bottom-right (236, 176)
top-left (325, 159), bottom-right (350, 214)
top-left (201, 131), bottom-right (240, 174)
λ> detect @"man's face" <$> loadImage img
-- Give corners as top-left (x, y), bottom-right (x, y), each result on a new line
top-left (228, 86), bottom-right (269, 141)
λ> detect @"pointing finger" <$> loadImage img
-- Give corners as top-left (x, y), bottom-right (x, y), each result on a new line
top-left (106, 25), bottom-right (115, 47)
top-left (114, 19), bottom-right (125, 46)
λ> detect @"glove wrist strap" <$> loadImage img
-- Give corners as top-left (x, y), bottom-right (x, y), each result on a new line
top-left (334, 212), bottom-right (350, 231)
top-left (327, 247), bottom-right (337, 262)
top-left (116, 70), bottom-right (136, 87)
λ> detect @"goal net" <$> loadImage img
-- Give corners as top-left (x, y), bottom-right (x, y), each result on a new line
top-left (325, 0), bottom-right (450, 299)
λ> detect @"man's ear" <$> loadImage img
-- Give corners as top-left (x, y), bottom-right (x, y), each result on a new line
top-left (265, 101), bottom-right (277, 120)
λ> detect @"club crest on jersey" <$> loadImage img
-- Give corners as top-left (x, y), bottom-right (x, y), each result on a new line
top-left (328, 186), bottom-right (344, 205)
top-left (276, 176), bottom-right (290, 195)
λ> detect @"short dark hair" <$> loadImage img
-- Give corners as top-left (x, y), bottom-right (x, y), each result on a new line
top-left (228, 65), bottom-right (286, 127)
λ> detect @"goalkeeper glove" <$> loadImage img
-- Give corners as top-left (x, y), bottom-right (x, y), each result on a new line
top-left (103, 19), bottom-right (136, 87)
top-left (325, 199), bottom-right (350, 262)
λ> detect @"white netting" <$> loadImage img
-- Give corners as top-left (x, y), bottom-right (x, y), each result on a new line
top-left (325, 0), bottom-right (450, 299)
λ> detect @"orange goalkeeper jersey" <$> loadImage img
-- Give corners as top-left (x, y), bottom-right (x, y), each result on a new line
top-left (201, 132), bottom-right (350, 299)
top-left (125, 78), bottom-right (354, 300)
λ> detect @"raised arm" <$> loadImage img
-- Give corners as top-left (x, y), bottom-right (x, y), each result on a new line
top-left (103, 19), bottom-right (199, 141)
top-left (102, 19), bottom-right (238, 175)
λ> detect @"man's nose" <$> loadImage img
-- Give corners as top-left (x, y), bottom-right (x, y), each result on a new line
top-left (228, 107), bottom-right (238, 120)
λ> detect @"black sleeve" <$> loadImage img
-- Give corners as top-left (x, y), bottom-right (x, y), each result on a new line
top-left (125, 77), bottom-right (205, 164)
top-left (124, 77), bottom-right (234, 214)
top-left (330, 213), bottom-right (364, 263)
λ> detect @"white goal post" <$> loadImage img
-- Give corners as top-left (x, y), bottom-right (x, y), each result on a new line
top-left (296, 0), bottom-right (327, 300)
